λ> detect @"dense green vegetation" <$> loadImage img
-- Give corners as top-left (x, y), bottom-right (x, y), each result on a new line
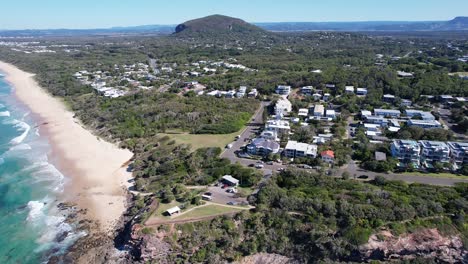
top-left (163, 170), bottom-right (468, 262)
top-left (131, 136), bottom-right (261, 193)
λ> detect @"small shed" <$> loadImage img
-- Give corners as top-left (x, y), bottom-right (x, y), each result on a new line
top-left (166, 206), bottom-right (181, 216)
top-left (222, 175), bottom-right (240, 186)
top-left (375, 151), bottom-right (387, 161)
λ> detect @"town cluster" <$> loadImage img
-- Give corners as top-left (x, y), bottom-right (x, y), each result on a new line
top-left (73, 63), bottom-right (155, 98)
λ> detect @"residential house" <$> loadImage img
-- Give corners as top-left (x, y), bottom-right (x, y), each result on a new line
top-left (284, 141), bottom-right (318, 159)
top-left (236, 86), bottom-right (247, 98)
top-left (275, 98), bottom-right (292, 116)
top-left (345, 86), bottom-right (355, 94)
top-left (265, 119), bottom-right (291, 138)
top-left (356, 88), bottom-right (368, 96)
top-left (400, 99), bottom-right (412, 107)
top-left (325, 84), bottom-right (336, 90)
top-left (326, 109), bottom-right (336, 119)
top-left (397, 71), bottom-right (414, 78)
top-left (407, 119), bottom-right (442, 129)
top-left (298, 108), bottom-right (309, 118)
top-left (439, 95), bottom-right (454, 103)
top-left (391, 140), bottom-right (421, 166)
top-left (313, 104), bottom-right (325, 117)
top-left (248, 88), bottom-right (258, 98)
top-left (246, 138), bottom-right (280, 156)
top-left (260, 130), bottom-right (278, 141)
top-left (276, 85), bottom-right (291, 95)
top-left (301, 86), bottom-right (314, 95)
top-left (405, 110), bottom-right (435, 120)
top-left (374, 109), bottom-right (401, 118)
top-left (323, 93), bottom-right (331, 101)
top-left (321, 150), bottom-right (335, 163)
top-left (364, 116), bottom-right (389, 127)
top-left (419, 140), bottom-right (450, 164)
top-left (383, 94), bottom-right (396, 103)
top-left (361, 110), bottom-right (372, 118)
top-left (312, 93), bottom-right (322, 101)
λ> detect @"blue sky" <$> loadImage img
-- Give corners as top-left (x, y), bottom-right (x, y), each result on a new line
top-left (2, 0), bottom-right (467, 29)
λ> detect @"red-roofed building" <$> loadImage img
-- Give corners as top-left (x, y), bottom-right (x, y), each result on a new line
top-left (321, 150), bottom-right (335, 163)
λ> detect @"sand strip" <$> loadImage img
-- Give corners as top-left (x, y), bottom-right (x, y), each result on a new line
top-left (0, 61), bottom-right (133, 234)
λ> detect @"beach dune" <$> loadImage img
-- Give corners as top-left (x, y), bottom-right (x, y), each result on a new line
top-left (0, 61), bottom-right (133, 234)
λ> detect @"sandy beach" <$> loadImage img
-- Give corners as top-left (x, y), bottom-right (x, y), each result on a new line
top-left (0, 61), bottom-right (134, 234)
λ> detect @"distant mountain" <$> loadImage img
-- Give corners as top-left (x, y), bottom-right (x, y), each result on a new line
top-left (174, 15), bottom-right (267, 36)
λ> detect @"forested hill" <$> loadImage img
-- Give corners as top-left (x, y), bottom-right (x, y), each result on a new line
top-left (175, 15), bottom-right (265, 34)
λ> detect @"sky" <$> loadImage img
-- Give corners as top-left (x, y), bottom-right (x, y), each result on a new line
top-left (2, 0), bottom-right (468, 29)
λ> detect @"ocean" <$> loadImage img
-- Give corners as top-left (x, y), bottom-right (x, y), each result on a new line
top-left (0, 73), bottom-right (84, 263)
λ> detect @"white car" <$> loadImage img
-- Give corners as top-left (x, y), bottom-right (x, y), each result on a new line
top-left (255, 164), bottom-right (264, 169)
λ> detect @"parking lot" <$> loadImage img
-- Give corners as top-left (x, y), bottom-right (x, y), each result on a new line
top-left (205, 186), bottom-right (248, 205)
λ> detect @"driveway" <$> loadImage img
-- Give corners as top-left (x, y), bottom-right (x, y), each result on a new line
top-left (206, 186), bottom-right (247, 205)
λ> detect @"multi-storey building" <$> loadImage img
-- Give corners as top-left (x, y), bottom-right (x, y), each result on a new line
top-left (447, 142), bottom-right (468, 169)
top-left (391, 140), bottom-right (421, 166)
top-left (419, 140), bottom-right (450, 164)
top-left (284, 141), bottom-right (317, 159)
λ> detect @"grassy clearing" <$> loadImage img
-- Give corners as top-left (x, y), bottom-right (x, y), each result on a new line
top-left (237, 186), bottom-right (255, 196)
top-left (398, 171), bottom-right (468, 180)
top-left (153, 200), bottom-right (184, 218)
top-left (160, 130), bottom-right (243, 151)
top-left (174, 204), bottom-right (244, 220)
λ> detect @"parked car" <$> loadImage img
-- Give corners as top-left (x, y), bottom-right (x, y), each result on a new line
top-left (226, 143), bottom-right (233, 149)
top-left (277, 167), bottom-right (285, 171)
top-left (227, 201), bottom-right (237, 205)
top-left (303, 165), bottom-right (312, 169)
top-left (358, 175), bottom-right (369, 179)
top-left (204, 192), bottom-right (212, 196)
top-left (227, 188), bottom-right (238, 193)
top-left (266, 161), bottom-right (273, 165)
top-left (255, 164), bottom-right (264, 169)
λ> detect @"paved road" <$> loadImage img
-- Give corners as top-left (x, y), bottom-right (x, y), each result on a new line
top-left (221, 101), bottom-right (286, 174)
top-left (341, 160), bottom-right (468, 186)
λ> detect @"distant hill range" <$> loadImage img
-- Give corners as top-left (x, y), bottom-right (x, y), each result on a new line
top-left (257, 16), bottom-right (468, 32)
top-left (1, 16), bottom-right (467, 37)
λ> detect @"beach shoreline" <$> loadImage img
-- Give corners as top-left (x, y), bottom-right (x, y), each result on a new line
top-left (0, 61), bottom-right (134, 235)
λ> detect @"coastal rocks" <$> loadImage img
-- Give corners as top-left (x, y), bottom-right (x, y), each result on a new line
top-left (358, 228), bottom-right (467, 262)
top-left (138, 233), bottom-right (172, 262)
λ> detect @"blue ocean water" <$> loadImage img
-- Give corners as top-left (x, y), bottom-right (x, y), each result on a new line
top-left (0, 73), bottom-right (84, 263)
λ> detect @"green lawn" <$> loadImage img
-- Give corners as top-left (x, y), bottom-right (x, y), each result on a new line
top-left (237, 186), bottom-right (255, 196)
top-left (398, 171), bottom-right (468, 180)
top-left (160, 130), bottom-right (244, 151)
top-left (173, 204), bottom-right (244, 220)
top-left (153, 200), bottom-right (184, 218)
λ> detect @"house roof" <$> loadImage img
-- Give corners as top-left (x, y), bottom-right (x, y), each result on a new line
top-left (222, 175), bottom-right (239, 185)
top-left (166, 206), bottom-right (181, 214)
top-left (375, 151), bottom-right (387, 161)
top-left (321, 150), bottom-right (335, 158)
